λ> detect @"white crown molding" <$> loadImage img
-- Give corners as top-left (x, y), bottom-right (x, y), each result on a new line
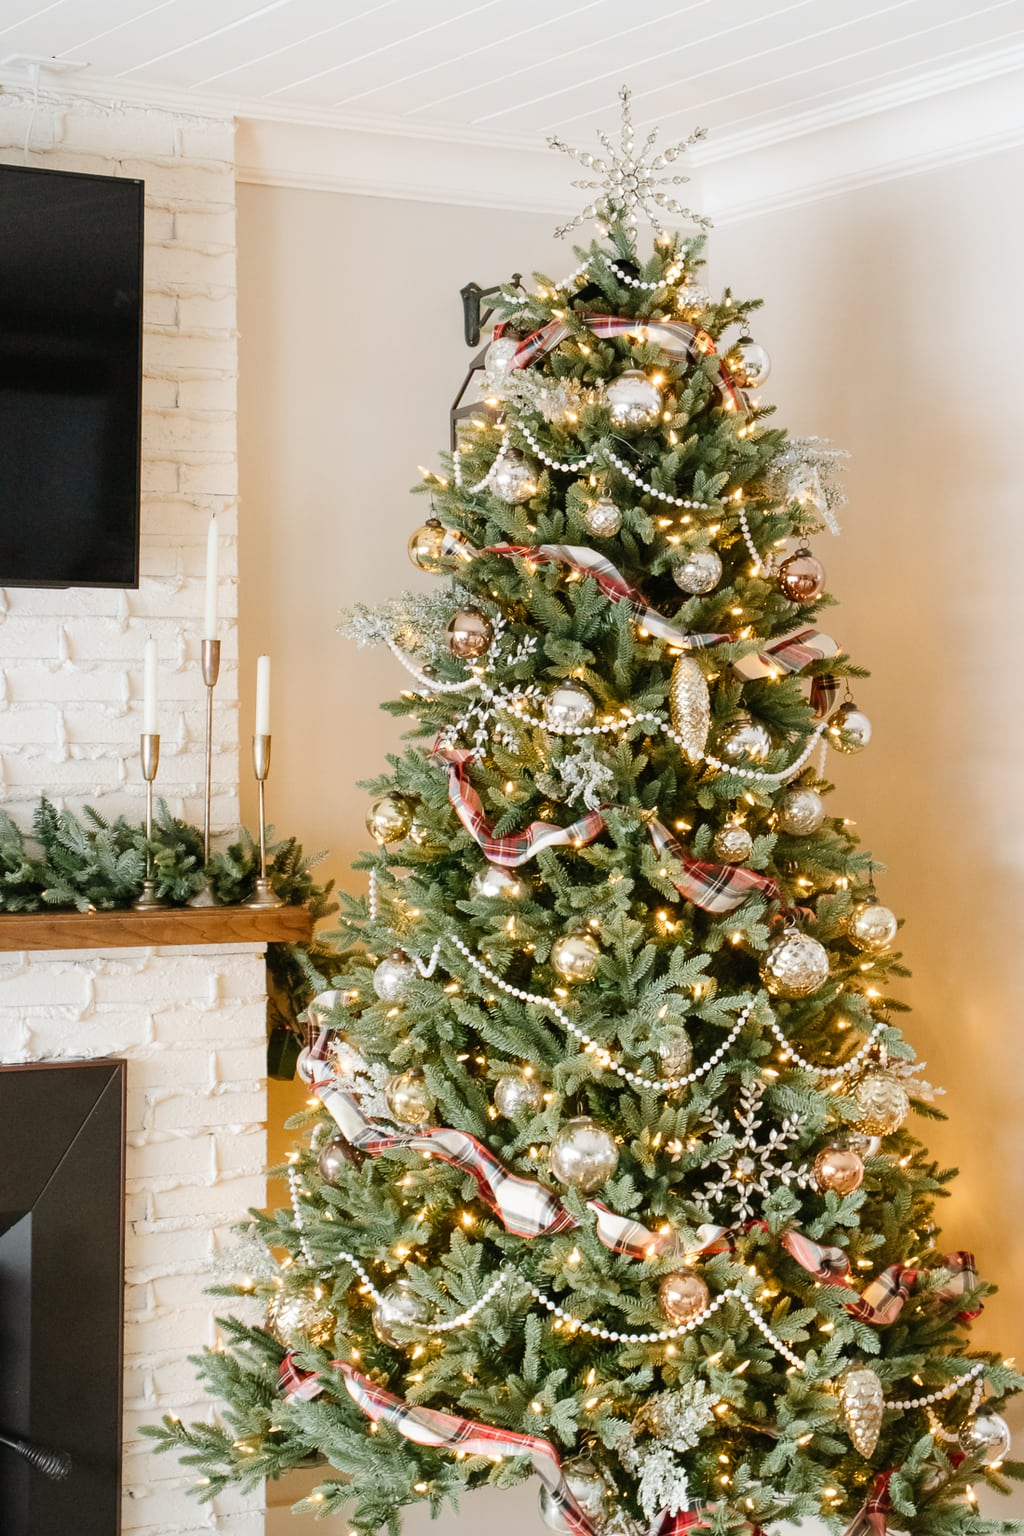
top-left (2, 44), bottom-right (1023, 223)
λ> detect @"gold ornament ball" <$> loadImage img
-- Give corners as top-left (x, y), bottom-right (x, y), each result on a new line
top-left (551, 929), bottom-right (602, 983)
top-left (543, 683), bottom-right (596, 732)
top-left (606, 368), bottom-right (663, 429)
top-left (470, 863), bottom-right (526, 901)
top-left (372, 1279), bottom-right (430, 1346)
top-left (715, 711), bottom-right (772, 764)
top-left (373, 951), bottom-right (415, 1003)
top-left (269, 1288), bottom-right (336, 1351)
top-left (446, 607), bottom-right (493, 659)
top-left (584, 496), bottom-right (623, 537)
top-left (813, 1144), bottom-right (864, 1195)
top-left (853, 1073), bottom-right (909, 1136)
top-left (672, 548), bottom-right (722, 595)
top-left (777, 547), bottom-right (826, 602)
top-left (550, 1116), bottom-right (619, 1192)
top-left (656, 1026), bottom-right (693, 1081)
top-left (385, 1070), bottom-right (434, 1125)
top-left (491, 448), bottom-right (537, 504)
top-left (494, 1072), bottom-right (544, 1119)
top-left (848, 900), bottom-right (899, 953)
top-left (959, 1413), bottom-right (1012, 1467)
top-left (658, 1268), bottom-right (711, 1326)
top-left (366, 794), bottom-right (414, 845)
top-left (829, 702), bottom-right (872, 754)
top-left (759, 929), bottom-right (830, 998)
top-left (713, 823), bottom-right (753, 863)
top-left (408, 519), bottom-right (471, 574)
top-left (727, 338), bottom-right (771, 389)
top-left (777, 785), bottom-right (825, 836)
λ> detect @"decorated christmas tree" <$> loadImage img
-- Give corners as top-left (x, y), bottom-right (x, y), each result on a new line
top-left (152, 91), bottom-right (1024, 1536)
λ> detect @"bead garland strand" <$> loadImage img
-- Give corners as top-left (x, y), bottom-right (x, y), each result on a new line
top-left (737, 504), bottom-right (768, 575)
top-left (604, 445), bottom-right (712, 509)
top-left (384, 635), bottom-right (481, 695)
top-left (888, 1360), bottom-right (986, 1412)
top-left (599, 252), bottom-right (685, 291)
top-left (766, 1012), bottom-right (887, 1080)
top-left (515, 418), bottom-right (595, 474)
top-left (287, 1164), bottom-right (316, 1267)
top-left (926, 1377), bottom-right (985, 1438)
top-left (453, 436), bottom-right (512, 495)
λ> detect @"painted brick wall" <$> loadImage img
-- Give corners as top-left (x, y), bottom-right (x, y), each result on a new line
top-left (0, 92), bottom-right (264, 1536)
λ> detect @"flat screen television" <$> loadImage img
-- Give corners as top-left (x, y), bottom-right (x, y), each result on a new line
top-left (0, 163), bottom-right (143, 588)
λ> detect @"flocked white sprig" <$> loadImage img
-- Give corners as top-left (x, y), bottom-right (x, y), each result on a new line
top-left (764, 437), bottom-right (849, 536)
top-left (536, 740), bottom-right (617, 811)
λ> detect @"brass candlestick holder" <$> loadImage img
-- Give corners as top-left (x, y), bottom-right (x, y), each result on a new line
top-left (188, 638), bottom-right (221, 907)
top-left (134, 732), bottom-right (166, 910)
top-left (248, 733), bottom-right (283, 908)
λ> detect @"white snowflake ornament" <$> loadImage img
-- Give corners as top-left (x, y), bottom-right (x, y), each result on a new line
top-left (693, 1080), bottom-right (810, 1221)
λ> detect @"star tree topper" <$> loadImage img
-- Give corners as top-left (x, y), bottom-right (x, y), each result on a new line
top-left (548, 84), bottom-right (712, 239)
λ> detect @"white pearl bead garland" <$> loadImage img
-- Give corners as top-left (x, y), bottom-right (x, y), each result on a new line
top-left (599, 253), bottom-right (685, 291)
top-left (888, 1360), bottom-right (986, 1412)
top-left (737, 504), bottom-right (769, 575)
top-left (766, 1011), bottom-right (887, 1080)
top-left (604, 446), bottom-right (711, 509)
top-left (288, 1164), bottom-right (316, 1267)
top-left (517, 418), bottom-right (594, 474)
top-left (385, 635), bottom-right (481, 694)
top-left (453, 436), bottom-right (512, 495)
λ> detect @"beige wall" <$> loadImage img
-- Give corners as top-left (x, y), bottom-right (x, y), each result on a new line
top-left (237, 156), bottom-right (1024, 1529)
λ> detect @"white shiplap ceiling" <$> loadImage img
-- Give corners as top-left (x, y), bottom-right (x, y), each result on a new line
top-left (2, 0), bottom-right (1023, 148)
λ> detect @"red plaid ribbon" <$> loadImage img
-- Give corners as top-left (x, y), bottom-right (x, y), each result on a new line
top-left (279, 1352), bottom-right (325, 1402)
top-left (649, 818), bottom-right (782, 913)
top-left (432, 744), bottom-right (606, 866)
top-left (507, 314), bottom-right (745, 413)
top-left (732, 625), bottom-right (840, 719)
top-left (842, 1473), bottom-right (891, 1535)
top-left (935, 1250), bottom-right (982, 1320)
top-left (338, 1363), bottom-right (598, 1536)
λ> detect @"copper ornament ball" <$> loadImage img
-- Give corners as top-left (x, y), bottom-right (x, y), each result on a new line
top-left (446, 607), bottom-right (493, 659)
top-left (365, 793), bottom-right (414, 845)
top-left (657, 1268), bottom-right (711, 1326)
top-left (777, 547), bottom-right (826, 602)
top-left (813, 1144), bottom-right (864, 1195)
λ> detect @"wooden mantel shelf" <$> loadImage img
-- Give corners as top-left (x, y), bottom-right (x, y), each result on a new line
top-left (0, 906), bottom-right (313, 953)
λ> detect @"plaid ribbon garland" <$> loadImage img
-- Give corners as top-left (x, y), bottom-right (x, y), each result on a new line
top-left (781, 1228), bottom-right (852, 1281)
top-left (279, 1352), bottom-right (325, 1402)
top-left (337, 1363), bottom-right (598, 1536)
top-left (732, 625), bottom-right (840, 719)
top-left (432, 744), bottom-right (606, 866)
top-left (841, 1473), bottom-right (891, 1536)
top-left (934, 1250), bottom-right (982, 1320)
top-left (846, 1265), bottom-right (917, 1326)
top-left (649, 817), bottom-right (782, 914)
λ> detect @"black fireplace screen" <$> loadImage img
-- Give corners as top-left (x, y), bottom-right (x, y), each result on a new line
top-left (0, 1058), bottom-right (126, 1534)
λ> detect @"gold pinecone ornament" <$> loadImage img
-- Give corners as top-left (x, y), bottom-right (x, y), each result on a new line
top-left (668, 655), bottom-right (710, 763)
top-left (839, 1367), bottom-right (884, 1456)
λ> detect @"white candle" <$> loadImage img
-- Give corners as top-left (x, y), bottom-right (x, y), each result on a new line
top-left (203, 516), bottom-right (219, 640)
top-left (255, 654), bottom-right (271, 736)
top-left (143, 638), bottom-right (158, 735)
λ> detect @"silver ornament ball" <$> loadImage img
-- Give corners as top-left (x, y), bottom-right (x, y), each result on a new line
top-left (543, 684), bottom-right (596, 732)
top-left (372, 1279), bottom-right (430, 1346)
top-left (829, 702), bottom-right (873, 754)
top-left (728, 338), bottom-right (771, 389)
top-left (484, 335), bottom-right (520, 375)
top-left (384, 1070), bottom-right (434, 1125)
top-left (715, 711), bottom-right (772, 764)
top-left (777, 785), bottom-right (826, 836)
top-left (759, 929), bottom-right (830, 998)
top-left (550, 1116), bottom-right (619, 1192)
top-left (490, 449), bottom-right (537, 504)
top-left (848, 900), bottom-right (899, 953)
top-left (713, 824), bottom-right (753, 863)
top-left (317, 1135), bottom-right (357, 1185)
top-left (672, 548), bottom-right (722, 595)
top-left (373, 951), bottom-right (415, 1003)
top-left (959, 1413), bottom-right (1012, 1467)
top-left (494, 1072), bottom-right (544, 1119)
top-left (583, 496), bottom-right (623, 537)
top-left (551, 929), bottom-right (602, 983)
top-left (606, 368), bottom-right (663, 430)
top-left (470, 863), bottom-right (526, 901)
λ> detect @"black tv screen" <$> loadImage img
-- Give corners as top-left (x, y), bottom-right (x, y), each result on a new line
top-left (0, 163), bottom-right (143, 588)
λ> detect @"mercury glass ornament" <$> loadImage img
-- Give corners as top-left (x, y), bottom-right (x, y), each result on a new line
top-left (407, 519), bottom-right (472, 574)
top-left (715, 711), bottom-right (772, 765)
top-left (813, 1144), bottom-right (864, 1195)
top-left (845, 1130), bottom-right (882, 1159)
top-left (658, 1268), bottom-right (711, 1326)
top-left (317, 1135), bottom-right (357, 1185)
top-left (550, 1116), bottom-right (619, 1192)
top-left (470, 863), bottom-right (526, 901)
top-left (656, 1025), bottom-right (693, 1081)
top-left (853, 1073), bottom-right (909, 1136)
top-left (365, 794), bottom-right (414, 845)
top-left (538, 1458), bottom-right (608, 1530)
top-left (484, 334), bottom-right (520, 375)
top-left (543, 683), bottom-right (596, 732)
top-left (677, 280), bottom-right (711, 315)
top-left (840, 1367), bottom-right (884, 1457)
top-left (759, 928), bottom-right (830, 998)
top-left (446, 607), bottom-right (493, 659)
top-left (829, 702), bottom-right (872, 754)
top-left (959, 1413), bottom-right (1012, 1467)
top-left (669, 654), bottom-right (711, 764)
top-left (606, 368), bottom-right (663, 429)
top-left (384, 1070), bottom-right (434, 1125)
top-left (373, 951), bottom-right (415, 1003)
top-left (777, 785), bottom-right (826, 836)
top-left (491, 448), bottom-right (537, 504)
top-left (713, 823), bottom-right (753, 863)
top-left (583, 496), bottom-right (623, 537)
top-left (372, 1279), bottom-right (430, 1346)
top-left (777, 547), bottom-right (826, 602)
top-left (671, 547), bottom-right (722, 594)
top-left (269, 1289), bottom-right (336, 1351)
top-left (551, 929), bottom-right (602, 983)
top-left (848, 899), bottom-right (899, 953)
top-left (728, 338), bottom-right (772, 389)
top-left (494, 1071), bottom-right (544, 1119)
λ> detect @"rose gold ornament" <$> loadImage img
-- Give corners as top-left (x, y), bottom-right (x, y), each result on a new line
top-left (813, 1144), bottom-right (864, 1195)
top-left (777, 548), bottom-right (826, 602)
top-left (446, 607), bottom-right (493, 659)
top-left (657, 1268), bottom-right (710, 1326)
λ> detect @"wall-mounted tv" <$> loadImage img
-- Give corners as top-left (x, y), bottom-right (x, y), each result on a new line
top-left (0, 163), bottom-right (143, 588)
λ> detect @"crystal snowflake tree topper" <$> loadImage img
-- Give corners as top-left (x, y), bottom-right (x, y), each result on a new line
top-left (548, 84), bottom-right (711, 239)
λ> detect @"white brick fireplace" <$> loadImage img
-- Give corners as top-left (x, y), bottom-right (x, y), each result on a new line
top-left (0, 91), bottom-right (266, 1535)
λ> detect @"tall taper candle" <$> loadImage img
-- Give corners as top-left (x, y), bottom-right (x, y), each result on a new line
top-left (255, 654), bottom-right (271, 736)
top-left (143, 638), bottom-right (158, 735)
top-left (203, 515), bottom-right (219, 640)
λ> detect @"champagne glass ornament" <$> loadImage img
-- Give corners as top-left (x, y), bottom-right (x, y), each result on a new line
top-left (777, 784), bottom-right (825, 835)
top-left (959, 1413), bottom-right (1012, 1467)
top-left (583, 496), bottom-right (623, 537)
top-left (713, 823), bottom-right (753, 863)
top-left (813, 1144), bottom-right (864, 1194)
top-left (550, 1117), bottom-right (619, 1192)
top-left (491, 449), bottom-right (537, 504)
top-left (484, 335), bottom-right (519, 375)
top-left (372, 1280), bottom-right (430, 1345)
top-left (551, 929), bottom-right (602, 982)
top-left (543, 684), bottom-right (596, 732)
top-left (853, 1073), bottom-right (908, 1135)
top-left (366, 794), bottom-right (414, 845)
top-left (408, 519), bottom-right (473, 574)
top-left (848, 899), bottom-right (899, 953)
top-left (672, 548), bottom-right (722, 594)
top-left (606, 368), bottom-right (662, 429)
top-left (759, 927), bottom-right (830, 998)
top-left (715, 711), bottom-right (772, 764)
top-left (317, 1135), bottom-right (357, 1185)
top-left (373, 951), bottom-right (415, 1003)
top-left (669, 654), bottom-right (711, 763)
top-left (656, 1025), bottom-right (693, 1080)
top-left (268, 1288), bottom-right (336, 1351)
top-left (494, 1071), bottom-right (544, 1118)
top-left (385, 1070), bottom-right (434, 1125)
top-left (727, 338), bottom-right (771, 388)
top-left (840, 1368), bottom-right (884, 1457)
top-left (658, 1269), bottom-right (710, 1325)
top-left (470, 863), bottom-right (526, 900)
top-left (829, 701), bottom-right (872, 753)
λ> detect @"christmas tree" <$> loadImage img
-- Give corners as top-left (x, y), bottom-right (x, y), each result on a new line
top-left (151, 90), bottom-right (1024, 1536)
